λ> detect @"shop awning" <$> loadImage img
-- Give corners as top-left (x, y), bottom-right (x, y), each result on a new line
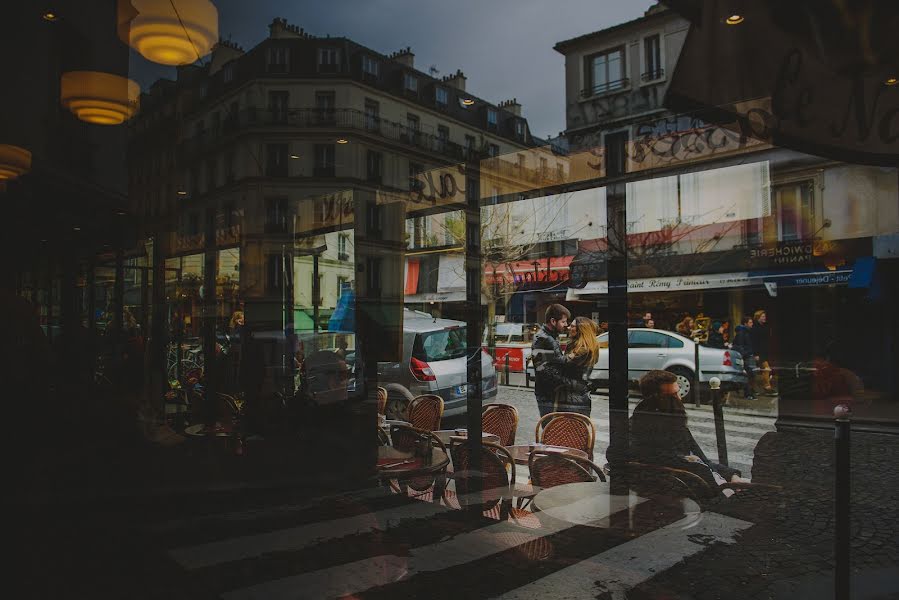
top-left (566, 271), bottom-right (752, 299)
top-left (485, 256), bottom-right (574, 285)
top-left (403, 290), bottom-right (467, 304)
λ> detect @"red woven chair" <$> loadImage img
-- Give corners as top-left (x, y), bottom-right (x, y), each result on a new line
top-left (376, 387), bottom-right (388, 416)
top-left (408, 394), bottom-right (444, 431)
top-left (528, 451), bottom-right (606, 490)
top-left (535, 412), bottom-right (596, 455)
top-left (387, 424), bottom-right (449, 500)
top-left (446, 440), bottom-right (540, 527)
top-left (481, 403), bottom-right (519, 446)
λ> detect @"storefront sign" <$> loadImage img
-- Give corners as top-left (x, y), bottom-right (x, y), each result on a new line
top-left (568, 272), bottom-right (753, 298)
top-left (750, 241), bottom-right (815, 266)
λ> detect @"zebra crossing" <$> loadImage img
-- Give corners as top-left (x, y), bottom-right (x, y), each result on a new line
top-left (155, 483), bottom-right (754, 599)
top-left (496, 387), bottom-right (777, 478)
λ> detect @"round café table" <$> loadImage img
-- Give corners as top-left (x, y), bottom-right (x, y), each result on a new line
top-left (432, 429), bottom-right (501, 445)
top-left (184, 423), bottom-right (234, 438)
top-left (506, 443), bottom-right (589, 466)
top-left (376, 445), bottom-right (450, 481)
top-left (532, 481), bottom-right (702, 530)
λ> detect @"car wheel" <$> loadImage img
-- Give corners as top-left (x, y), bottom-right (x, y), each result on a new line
top-left (667, 366), bottom-right (694, 403)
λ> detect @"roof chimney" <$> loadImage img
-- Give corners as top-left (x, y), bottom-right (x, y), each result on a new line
top-left (499, 98), bottom-right (522, 117)
top-left (268, 18), bottom-right (302, 39)
top-left (390, 47), bottom-right (414, 68)
top-left (209, 39), bottom-right (245, 75)
top-left (442, 69), bottom-right (466, 91)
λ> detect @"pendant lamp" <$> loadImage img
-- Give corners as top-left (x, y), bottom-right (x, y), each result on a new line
top-left (60, 71), bottom-right (140, 125)
top-left (0, 145), bottom-right (32, 180)
top-left (120, 0), bottom-right (218, 66)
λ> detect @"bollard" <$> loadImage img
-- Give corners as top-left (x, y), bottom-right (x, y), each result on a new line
top-left (693, 338), bottom-right (701, 408)
top-left (504, 354), bottom-right (510, 386)
top-left (834, 404), bottom-right (851, 600)
top-left (710, 377), bottom-right (728, 465)
top-left (525, 366), bottom-right (530, 388)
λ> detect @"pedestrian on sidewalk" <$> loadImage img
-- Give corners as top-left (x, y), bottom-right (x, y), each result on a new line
top-left (732, 316), bottom-right (756, 400)
top-left (751, 310), bottom-right (775, 395)
top-left (531, 304), bottom-right (570, 417)
top-left (555, 316), bottom-right (600, 416)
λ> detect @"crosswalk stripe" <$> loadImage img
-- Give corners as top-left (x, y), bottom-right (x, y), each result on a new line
top-left (489, 511), bottom-right (754, 600)
top-left (219, 495), bottom-right (640, 600)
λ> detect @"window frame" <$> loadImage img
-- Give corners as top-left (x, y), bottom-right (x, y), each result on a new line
top-left (583, 45), bottom-right (627, 98)
top-left (435, 86), bottom-right (449, 107)
top-left (640, 33), bottom-right (664, 83)
top-left (267, 46), bottom-right (290, 73)
top-left (317, 47), bottom-right (341, 73)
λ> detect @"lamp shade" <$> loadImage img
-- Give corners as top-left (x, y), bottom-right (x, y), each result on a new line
top-left (121, 0), bottom-right (218, 66)
top-left (60, 71), bottom-right (140, 125)
top-left (0, 145), bottom-right (32, 180)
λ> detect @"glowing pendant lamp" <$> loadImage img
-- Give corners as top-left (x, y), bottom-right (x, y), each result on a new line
top-left (121, 0), bottom-right (218, 66)
top-left (60, 71), bottom-right (140, 125)
top-left (0, 145), bottom-right (32, 180)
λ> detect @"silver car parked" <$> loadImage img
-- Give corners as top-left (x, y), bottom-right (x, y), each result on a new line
top-left (588, 328), bottom-right (747, 401)
top-left (379, 310), bottom-right (498, 419)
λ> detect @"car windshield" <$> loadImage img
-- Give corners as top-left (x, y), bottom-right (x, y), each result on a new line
top-left (414, 327), bottom-right (468, 361)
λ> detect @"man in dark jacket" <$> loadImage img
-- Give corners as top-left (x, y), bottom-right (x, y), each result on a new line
top-left (531, 304), bottom-right (571, 417)
top-left (732, 316), bottom-right (755, 400)
top-left (750, 309), bottom-right (774, 395)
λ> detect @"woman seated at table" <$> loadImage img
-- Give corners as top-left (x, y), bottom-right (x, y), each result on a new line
top-left (629, 370), bottom-right (747, 490)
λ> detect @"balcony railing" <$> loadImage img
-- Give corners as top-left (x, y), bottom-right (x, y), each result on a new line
top-left (579, 78), bottom-right (630, 99)
top-left (181, 107), bottom-right (471, 163)
top-left (641, 68), bottom-right (665, 82)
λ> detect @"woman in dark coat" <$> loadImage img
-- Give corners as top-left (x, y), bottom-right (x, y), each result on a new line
top-left (630, 370), bottom-right (744, 489)
top-left (553, 316), bottom-right (599, 416)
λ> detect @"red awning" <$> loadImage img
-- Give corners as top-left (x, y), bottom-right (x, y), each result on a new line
top-left (485, 256), bottom-right (574, 285)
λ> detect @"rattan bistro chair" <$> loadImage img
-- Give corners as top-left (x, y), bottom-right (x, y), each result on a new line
top-left (529, 451), bottom-right (606, 490)
top-left (408, 394), bottom-right (444, 431)
top-left (376, 387), bottom-right (388, 416)
top-left (387, 424), bottom-right (449, 500)
top-left (482, 403), bottom-right (519, 446)
top-left (535, 412), bottom-right (596, 455)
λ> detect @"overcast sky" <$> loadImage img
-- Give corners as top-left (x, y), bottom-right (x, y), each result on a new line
top-left (131, 0), bottom-right (655, 138)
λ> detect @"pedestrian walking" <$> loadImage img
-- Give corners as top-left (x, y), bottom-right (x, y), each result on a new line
top-left (555, 316), bottom-right (600, 416)
top-left (706, 321), bottom-right (726, 349)
top-left (750, 309), bottom-right (775, 395)
top-left (531, 304), bottom-right (570, 417)
top-left (732, 316), bottom-right (756, 400)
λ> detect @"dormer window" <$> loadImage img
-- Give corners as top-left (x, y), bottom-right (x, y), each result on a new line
top-left (223, 64), bottom-right (234, 84)
top-left (515, 119), bottom-right (526, 140)
top-left (486, 108), bottom-right (498, 129)
top-left (318, 47), bottom-right (340, 73)
top-left (404, 73), bottom-right (418, 92)
top-left (362, 55), bottom-right (379, 78)
top-left (435, 86), bottom-right (449, 107)
top-left (642, 34), bottom-right (663, 81)
top-left (267, 46), bottom-right (289, 73)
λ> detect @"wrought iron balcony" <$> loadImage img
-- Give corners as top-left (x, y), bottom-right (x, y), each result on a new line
top-left (579, 78), bottom-right (630, 99)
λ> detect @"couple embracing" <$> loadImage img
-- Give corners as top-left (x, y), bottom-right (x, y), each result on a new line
top-left (531, 304), bottom-right (600, 417)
